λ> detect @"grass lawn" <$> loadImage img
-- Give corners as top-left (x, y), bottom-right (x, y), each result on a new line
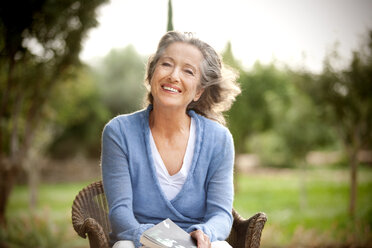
top-left (234, 166), bottom-right (372, 247)
top-left (3, 180), bottom-right (95, 248)
top-left (2, 166), bottom-right (372, 248)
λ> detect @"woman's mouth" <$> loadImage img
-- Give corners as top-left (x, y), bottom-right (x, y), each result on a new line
top-left (162, 85), bottom-right (181, 93)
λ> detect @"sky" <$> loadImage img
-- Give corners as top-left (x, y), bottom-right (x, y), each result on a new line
top-left (80, 0), bottom-right (372, 72)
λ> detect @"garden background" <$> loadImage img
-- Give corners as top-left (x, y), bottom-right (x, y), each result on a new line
top-left (1, 0), bottom-right (371, 247)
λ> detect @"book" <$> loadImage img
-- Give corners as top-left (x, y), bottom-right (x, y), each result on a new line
top-left (140, 218), bottom-right (197, 248)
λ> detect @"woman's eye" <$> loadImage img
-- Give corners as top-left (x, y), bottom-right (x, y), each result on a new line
top-left (185, 69), bottom-right (194, 76)
top-left (161, 62), bottom-right (171, 67)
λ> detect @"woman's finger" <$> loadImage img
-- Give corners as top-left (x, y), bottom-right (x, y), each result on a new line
top-left (190, 230), bottom-right (211, 248)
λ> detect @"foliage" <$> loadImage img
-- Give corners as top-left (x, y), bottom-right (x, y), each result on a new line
top-left (222, 42), bottom-right (242, 70)
top-left (93, 45), bottom-right (147, 116)
top-left (46, 66), bottom-right (110, 158)
top-left (45, 45), bottom-right (146, 158)
top-left (227, 63), bottom-right (281, 153)
top-left (227, 60), bottom-right (337, 166)
top-left (251, 74), bottom-right (338, 167)
top-left (223, 45), bottom-right (288, 152)
top-left (0, 213), bottom-right (70, 248)
top-left (0, 0), bottom-right (108, 156)
top-left (296, 31), bottom-right (372, 154)
top-left (294, 30), bottom-right (372, 216)
top-left (5, 181), bottom-right (90, 247)
top-left (0, 0), bottom-right (108, 224)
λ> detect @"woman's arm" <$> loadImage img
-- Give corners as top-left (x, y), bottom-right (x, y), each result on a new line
top-left (101, 122), bottom-right (154, 247)
top-left (187, 130), bottom-right (234, 241)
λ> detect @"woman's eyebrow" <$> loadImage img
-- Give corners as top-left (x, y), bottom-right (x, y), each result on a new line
top-left (160, 56), bottom-right (174, 61)
top-left (161, 56), bottom-right (198, 72)
top-left (185, 63), bottom-right (198, 72)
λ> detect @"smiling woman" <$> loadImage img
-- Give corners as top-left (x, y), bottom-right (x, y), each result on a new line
top-left (145, 32), bottom-right (240, 125)
top-left (149, 42), bottom-right (204, 112)
top-left (101, 31), bottom-right (241, 248)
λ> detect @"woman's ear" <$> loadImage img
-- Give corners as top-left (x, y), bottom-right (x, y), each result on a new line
top-left (193, 88), bottom-right (205, 101)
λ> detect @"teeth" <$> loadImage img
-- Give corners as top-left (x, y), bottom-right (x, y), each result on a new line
top-left (163, 86), bottom-right (178, 93)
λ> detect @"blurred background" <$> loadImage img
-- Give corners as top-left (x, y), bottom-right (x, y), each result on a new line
top-left (0, 0), bottom-right (371, 247)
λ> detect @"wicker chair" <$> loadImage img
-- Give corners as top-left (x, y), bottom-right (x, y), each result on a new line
top-left (71, 181), bottom-right (267, 248)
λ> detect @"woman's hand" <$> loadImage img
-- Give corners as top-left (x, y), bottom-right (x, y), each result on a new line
top-left (190, 229), bottom-right (211, 248)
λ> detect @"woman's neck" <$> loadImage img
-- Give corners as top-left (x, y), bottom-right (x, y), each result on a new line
top-left (149, 105), bottom-right (191, 138)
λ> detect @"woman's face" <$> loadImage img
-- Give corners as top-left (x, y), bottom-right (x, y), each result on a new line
top-left (150, 42), bottom-right (204, 111)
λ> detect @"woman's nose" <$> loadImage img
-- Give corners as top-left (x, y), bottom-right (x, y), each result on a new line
top-left (169, 67), bottom-right (180, 82)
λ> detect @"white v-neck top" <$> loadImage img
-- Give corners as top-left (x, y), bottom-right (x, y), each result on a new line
top-left (149, 118), bottom-right (196, 201)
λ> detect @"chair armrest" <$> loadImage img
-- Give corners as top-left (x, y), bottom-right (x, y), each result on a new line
top-left (72, 216), bottom-right (110, 248)
top-left (71, 183), bottom-right (110, 248)
top-left (227, 209), bottom-right (267, 248)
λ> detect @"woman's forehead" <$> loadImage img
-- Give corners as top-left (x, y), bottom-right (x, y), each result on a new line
top-left (161, 42), bottom-right (203, 65)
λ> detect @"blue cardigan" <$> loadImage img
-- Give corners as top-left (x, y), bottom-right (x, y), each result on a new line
top-left (101, 105), bottom-right (234, 247)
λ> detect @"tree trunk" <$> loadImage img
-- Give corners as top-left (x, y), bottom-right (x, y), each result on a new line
top-left (0, 108), bottom-right (39, 225)
top-left (346, 126), bottom-right (363, 219)
top-left (0, 160), bottom-right (20, 226)
top-left (349, 150), bottom-right (358, 218)
top-left (299, 159), bottom-right (307, 210)
top-left (26, 149), bottom-right (41, 212)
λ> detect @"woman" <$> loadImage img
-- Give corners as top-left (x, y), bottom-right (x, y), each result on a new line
top-left (101, 31), bottom-right (241, 248)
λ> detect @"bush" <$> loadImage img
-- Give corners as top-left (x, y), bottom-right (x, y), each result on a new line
top-left (0, 213), bottom-right (70, 248)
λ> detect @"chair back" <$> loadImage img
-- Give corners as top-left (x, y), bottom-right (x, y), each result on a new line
top-left (72, 181), bottom-right (111, 241)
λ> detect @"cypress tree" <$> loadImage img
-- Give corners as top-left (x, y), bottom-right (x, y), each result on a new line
top-left (167, 0), bottom-right (174, 31)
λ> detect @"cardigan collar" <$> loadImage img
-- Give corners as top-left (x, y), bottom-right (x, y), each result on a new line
top-left (142, 104), bottom-right (200, 133)
top-left (141, 104), bottom-right (205, 204)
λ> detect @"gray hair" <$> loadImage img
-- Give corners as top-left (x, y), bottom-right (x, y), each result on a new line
top-left (144, 31), bottom-right (241, 125)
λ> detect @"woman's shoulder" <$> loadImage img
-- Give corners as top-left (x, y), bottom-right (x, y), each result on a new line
top-left (104, 108), bottom-right (148, 132)
top-left (191, 111), bottom-right (233, 149)
top-left (192, 111), bottom-right (231, 136)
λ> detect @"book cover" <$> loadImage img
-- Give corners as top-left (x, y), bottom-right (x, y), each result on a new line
top-left (140, 218), bottom-right (197, 248)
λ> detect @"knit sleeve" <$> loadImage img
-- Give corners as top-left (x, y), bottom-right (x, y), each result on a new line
top-left (101, 121), bottom-right (154, 247)
top-left (186, 129), bottom-right (234, 241)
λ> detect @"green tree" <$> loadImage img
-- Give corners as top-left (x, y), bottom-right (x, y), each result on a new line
top-left (266, 76), bottom-right (337, 208)
top-left (0, 0), bottom-right (107, 225)
top-left (222, 41), bottom-right (242, 70)
top-left (228, 63), bottom-right (288, 153)
top-left (47, 66), bottom-right (110, 159)
top-left (167, 0), bottom-right (174, 31)
top-left (296, 31), bottom-right (372, 217)
top-left (250, 71), bottom-right (336, 168)
top-left (93, 45), bottom-right (146, 116)
top-left (47, 45), bottom-right (147, 159)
